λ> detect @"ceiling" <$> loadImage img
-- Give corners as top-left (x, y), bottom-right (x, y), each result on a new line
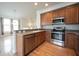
top-left (0, 2), bottom-right (62, 19)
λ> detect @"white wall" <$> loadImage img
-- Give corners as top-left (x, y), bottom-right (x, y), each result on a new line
top-left (0, 2), bottom-right (38, 29)
top-left (20, 17), bottom-right (37, 29)
top-left (36, 11), bottom-right (41, 28)
top-left (36, 2), bottom-right (77, 28)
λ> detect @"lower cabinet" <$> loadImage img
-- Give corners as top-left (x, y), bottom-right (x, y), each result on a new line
top-left (24, 32), bottom-right (45, 55)
top-left (24, 34), bottom-right (35, 55)
top-left (40, 31), bottom-right (45, 43)
top-left (16, 31), bottom-right (46, 56)
top-left (45, 30), bottom-right (51, 43)
top-left (65, 32), bottom-right (78, 49)
top-left (35, 32), bottom-right (41, 46)
top-left (35, 31), bottom-right (45, 47)
top-left (65, 32), bottom-right (79, 55)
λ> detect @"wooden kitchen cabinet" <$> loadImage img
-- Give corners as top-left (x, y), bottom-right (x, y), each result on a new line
top-left (65, 32), bottom-right (78, 50)
top-left (41, 12), bottom-right (52, 25)
top-left (52, 4), bottom-right (79, 24)
top-left (47, 12), bottom-right (53, 23)
top-left (35, 32), bottom-right (41, 46)
top-left (16, 31), bottom-right (46, 56)
top-left (35, 31), bottom-right (45, 47)
top-left (52, 8), bottom-right (66, 22)
top-left (76, 41), bottom-right (79, 55)
top-left (65, 4), bottom-right (79, 24)
top-left (65, 32), bottom-right (79, 55)
top-left (24, 34), bottom-right (35, 55)
top-left (41, 3), bottom-right (79, 25)
top-left (24, 32), bottom-right (45, 55)
top-left (52, 10), bottom-right (58, 19)
top-left (45, 30), bottom-right (51, 43)
top-left (53, 8), bottom-right (65, 17)
top-left (75, 32), bottom-right (79, 55)
top-left (41, 13), bottom-right (47, 25)
top-left (40, 31), bottom-right (46, 43)
top-left (57, 8), bottom-right (66, 17)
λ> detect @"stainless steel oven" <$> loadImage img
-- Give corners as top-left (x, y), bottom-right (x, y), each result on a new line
top-left (51, 27), bottom-right (65, 46)
top-left (51, 16), bottom-right (65, 46)
top-left (51, 30), bottom-right (65, 41)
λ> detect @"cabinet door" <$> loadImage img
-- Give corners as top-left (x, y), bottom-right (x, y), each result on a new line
top-left (35, 33), bottom-right (41, 46)
top-left (45, 30), bottom-right (51, 42)
top-left (65, 4), bottom-right (78, 24)
top-left (52, 11), bottom-right (58, 22)
top-left (46, 12), bottom-right (53, 24)
top-left (41, 13), bottom-right (47, 25)
top-left (35, 31), bottom-right (45, 47)
top-left (65, 32), bottom-right (77, 50)
top-left (40, 31), bottom-right (45, 43)
top-left (34, 36), bottom-right (38, 47)
top-left (57, 8), bottom-right (66, 17)
top-left (41, 12), bottom-right (52, 25)
top-left (75, 33), bottom-right (79, 55)
top-left (52, 10), bottom-right (58, 18)
top-left (24, 34), bottom-right (35, 55)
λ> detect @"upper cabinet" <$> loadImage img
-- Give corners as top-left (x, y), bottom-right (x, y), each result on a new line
top-left (46, 12), bottom-right (52, 24)
top-left (53, 8), bottom-right (66, 18)
top-left (57, 8), bottom-right (66, 17)
top-left (52, 7), bottom-right (66, 22)
top-left (65, 4), bottom-right (79, 24)
top-left (41, 3), bottom-right (79, 25)
top-left (41, 12), bottom-right (52, 25)
top-left (41, 13), bottom-right (47, 25)
top-left (52, 10), bottom-right (58, 18)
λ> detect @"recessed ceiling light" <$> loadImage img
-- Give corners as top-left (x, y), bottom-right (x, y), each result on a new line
top-left (34, 2), bottom-right (38, 6)
top-left (45, 3), bottom-right (48, 6)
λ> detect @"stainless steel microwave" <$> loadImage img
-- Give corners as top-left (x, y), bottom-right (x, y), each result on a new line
top-left (53, 17), bottom-right (64, 24)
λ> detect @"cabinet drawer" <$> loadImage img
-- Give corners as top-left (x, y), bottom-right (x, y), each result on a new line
top-left (24, 34), bottom-right (35, 39)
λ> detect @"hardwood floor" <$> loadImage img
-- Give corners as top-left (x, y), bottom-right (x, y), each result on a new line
top-left (0, 34), bottom-right (76, 56)
top-left (28, 41), bottom-right (76, 56)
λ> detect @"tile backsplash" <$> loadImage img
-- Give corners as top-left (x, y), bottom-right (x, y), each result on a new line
top-left (43, 24), bottom-right (79, 30)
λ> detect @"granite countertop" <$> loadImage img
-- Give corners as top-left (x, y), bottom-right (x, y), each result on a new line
top-left (65, 30), bottom-right (79, 32)
top-left (16, 30), bottom-right (45, 36)
top-left (65, 29), bottom-right (79, 32)
top-left (65, 30), bottom-right (79, 36)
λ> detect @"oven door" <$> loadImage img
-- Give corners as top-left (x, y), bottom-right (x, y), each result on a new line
top-left (51, 32), bottom-right (63, 41)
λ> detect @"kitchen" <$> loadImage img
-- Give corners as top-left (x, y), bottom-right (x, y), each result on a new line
top-left (16, 2), bottom-right (79, 56)
top-left (0, 2), bottom-right (79, 56)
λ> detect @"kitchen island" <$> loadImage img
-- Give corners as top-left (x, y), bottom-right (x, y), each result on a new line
top-left (16, 30), bottom-right (46, 56)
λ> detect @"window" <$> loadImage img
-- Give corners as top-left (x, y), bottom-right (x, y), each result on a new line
top-left (2, 18), bottom-right (19, 35)
top-left (13, 20), bottom-right (19, 30)
top-left (3, 18), bottom-right (11, 34)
